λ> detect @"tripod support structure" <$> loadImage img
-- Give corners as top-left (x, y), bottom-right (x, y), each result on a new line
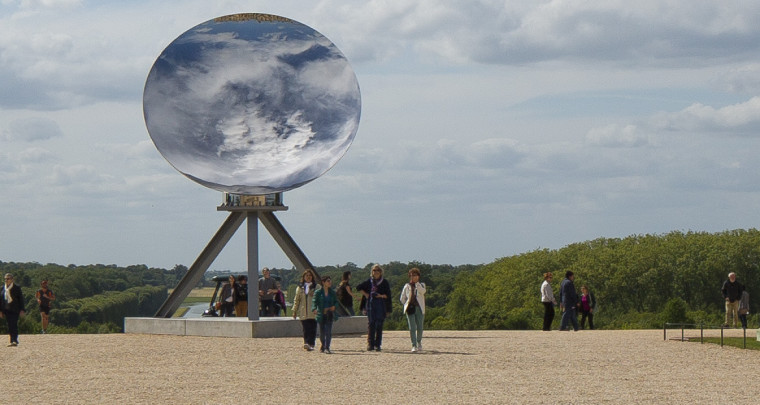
top-left (154, 203), bottom-right (316, 320)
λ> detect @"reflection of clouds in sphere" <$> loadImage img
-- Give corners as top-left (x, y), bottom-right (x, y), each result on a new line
top-left (143, 14), bottom-right (361, 194)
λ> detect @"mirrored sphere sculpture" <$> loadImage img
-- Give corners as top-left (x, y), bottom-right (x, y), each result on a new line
top-left (143, 13), bottom-right (361, 195)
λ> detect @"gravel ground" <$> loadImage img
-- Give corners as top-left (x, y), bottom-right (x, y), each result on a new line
top-left (4, 328), bottom-right (759, 404)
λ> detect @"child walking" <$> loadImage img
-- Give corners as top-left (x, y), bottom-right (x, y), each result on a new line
top-left (313, 276), bottom-right (337, 354)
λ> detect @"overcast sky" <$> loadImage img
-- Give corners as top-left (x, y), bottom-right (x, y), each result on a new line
top-left (1, 0), bottom-right (759, 272)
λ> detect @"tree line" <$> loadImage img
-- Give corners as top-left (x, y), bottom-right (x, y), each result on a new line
top-left (0, 262), bottom-right (171, 334)
top-left (2, 228), bottom-right (758, 333)
top-left (444, 229), bottom-right (760, 330)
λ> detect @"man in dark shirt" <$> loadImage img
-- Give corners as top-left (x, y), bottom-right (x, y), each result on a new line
top-left (559, 271), bottom-right (579, 332)
top-left (721, 272), bottom-right (744, 328)
top-left (258, 267), bottom-right (277, 317)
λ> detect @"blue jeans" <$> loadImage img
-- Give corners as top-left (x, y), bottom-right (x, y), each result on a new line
top-left (319, 320), bottom-right (333, 350)
top-left (560, 307), bottom-right (579, 331)
top-left (406, 309), bottom-right (424, 347)
top-left (368, 318), bottom-right (384, 349)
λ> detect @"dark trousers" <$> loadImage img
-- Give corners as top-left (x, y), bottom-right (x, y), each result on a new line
top-left (4, 311), bottom-right (19, 343)
top-left (367, 318), bottom-right (384, 349)
top-left (319, 320), bottom-right (333, 350)
top-left (580, 310), bottom-right (594, 330)
top-left (301, 319), bottom-right (317, 346)
top-left (740, 314), bottom-right (748, 329)
top-left (260, 299), bottom-right (275, 317)
top-left (560, 307), bottom-right (579, 331)
top-left (220, 302), bottom-right (235, 317)
top-left (542, 302), bottom-right (555, 331)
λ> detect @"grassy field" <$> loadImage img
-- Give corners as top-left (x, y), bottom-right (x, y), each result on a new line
top-left (172, 287), bottom-right (216, 298)
top-left (167, 287), bottom-right (216, 306)
top-left (696, 336), bottom-right (760, 350)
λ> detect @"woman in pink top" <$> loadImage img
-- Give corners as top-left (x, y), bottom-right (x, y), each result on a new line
top-left (579, 285), bottom-right (596, 330)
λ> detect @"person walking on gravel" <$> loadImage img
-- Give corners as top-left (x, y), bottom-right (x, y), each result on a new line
top-left (559, 271), bottom-right (579, 332)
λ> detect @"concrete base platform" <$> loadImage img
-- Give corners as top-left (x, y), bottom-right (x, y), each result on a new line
top-left (124, 316), bottom-right (368, 338)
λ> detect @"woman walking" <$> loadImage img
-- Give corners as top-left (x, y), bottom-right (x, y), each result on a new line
top-left (292, 269), bottom-right (318, 351)
top-left (313, 275), bottom-right (337, 353)
top-left (336, 271), bottom-right (355, 317)
top-left (400, 267), bottom-right (426, 352)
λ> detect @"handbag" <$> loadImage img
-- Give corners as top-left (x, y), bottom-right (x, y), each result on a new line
top-left (405, 283), bottom-right (417, 314)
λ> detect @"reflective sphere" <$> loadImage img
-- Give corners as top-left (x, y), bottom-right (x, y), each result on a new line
top-left (143, 13), bottom-right (361, 195)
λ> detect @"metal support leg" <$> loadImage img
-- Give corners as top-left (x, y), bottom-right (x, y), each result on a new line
top-left (247, 212), bottom-right (260, 320)
top-left (155, 212), bottom-right (246, 317)
top-left (259, 211), bottom-right (318, 280)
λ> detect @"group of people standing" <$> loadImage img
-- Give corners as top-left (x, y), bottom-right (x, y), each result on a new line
top-left (291, 265), bottom-right (426, 353)
top-left (541, 271), bottom-right (596, 332)
top-left (543, 270), bottom-right (753, 331)
top-left (216, 268), bottom-right (287, 317)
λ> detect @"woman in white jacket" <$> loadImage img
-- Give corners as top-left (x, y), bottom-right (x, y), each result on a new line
top-left (400, 267), bottom-right (426, 352)
top-left (292, 269), bottom-right (318, 351)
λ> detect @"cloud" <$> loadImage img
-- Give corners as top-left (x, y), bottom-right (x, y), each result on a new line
top-left (585, 97), bottom-right (760, 145)
top-left (2, 117), bottom-right (63, 141)
top-left (2, 1), bottom-right (759, 114)
top-left (324, 0), bottom-right (760, 67)
top-left (652, 96), bottom-right (760, 133)
top-left (0, 3), bottom-right (166, 110)
top-left (722, 64), bottom-right (760, 93)
top-left (19, 0), bottom-right (82, 8)
top-left (438, 137), bottom-right (525, 168)
top-left (17, 146), bottom-right (54, 162)
top-left (586, 124), bottom-right (650, 147)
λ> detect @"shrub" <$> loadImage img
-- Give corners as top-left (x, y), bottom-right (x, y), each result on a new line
top-left (661, 297), bottom-right (691, 324)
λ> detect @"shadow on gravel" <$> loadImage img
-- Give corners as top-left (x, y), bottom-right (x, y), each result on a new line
top-left (423, 335), bottom-right (495, 340)
top-left (327, 348), bottom-right (474, 356)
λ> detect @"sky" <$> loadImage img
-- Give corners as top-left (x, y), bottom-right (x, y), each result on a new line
top-left (1, 0), bottom-right (760, 272)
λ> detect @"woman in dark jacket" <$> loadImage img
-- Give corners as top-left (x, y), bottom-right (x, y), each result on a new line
top-left (1, 273), bottom-right (26, 346)
top-left (356, 264), bottom-right (392, 351)
top-left (217, 275), bottom-right (236, 317)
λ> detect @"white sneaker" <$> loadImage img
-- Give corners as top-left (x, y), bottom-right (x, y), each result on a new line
top-left (411, 346), bottom-right (417, 352)
top-left (417, 343), bottom-right (422, 352)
